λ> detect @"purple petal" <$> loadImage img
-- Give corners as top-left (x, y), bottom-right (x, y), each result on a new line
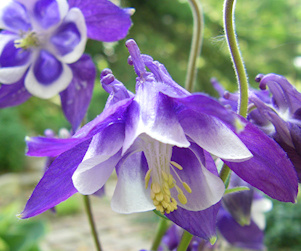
top-left (111, 152), bottom-right (155, 213)
top-left (0, 39), bottom-right (31, 67)
top-left (166, 202), bottom-right (221, 241)
top-left (0, 75), bottom-right (31, 108)
top-left (0, 0), bottom-right (31, 31)
top-left (33, 0), bottom-right (62, 29)
top-left (174, 93), bottom-right (235, 127)
top-left (51, 8), bottom-right (87, 63)
top-left (33, 50), bottom-right (63, 85)
top-left (26, 136), bottom-right (83, 157)
top-left (51, 21), bottom-right (81, 56)
top-left (73, 97), bottom-right (133, 139)
top-left (69, 0), bottom-right (132, 42)
top-left (258, 73), bottom-right (301, 114)
top-left (25, 50), bottom-right (72, 98)
top-left (20, 139), bottom-right (91, 219)
top-left (217, 208), bottom-right (264, 250)
top-left (100, 68), bottom-right (134, 108)
top-left (60, 54), bottom-right (96, 132)
top-left (222, 174), bottom-right (254, 225)
top-left (277, 123), bottom-right (301, 182)
top-left (0, 34), bottom-right (31, 84)
top-left (224, 116), bottom-right (298, 203)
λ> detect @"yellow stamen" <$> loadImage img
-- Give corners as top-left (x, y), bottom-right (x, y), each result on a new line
top-left (178, 192), bottom-right (188, 205)
top-left (170, 161), bottom-right (183, 170)
top-left (182, 182), bottom-right (192, 193)
top-left (145, 169), bottom-right (152, 189)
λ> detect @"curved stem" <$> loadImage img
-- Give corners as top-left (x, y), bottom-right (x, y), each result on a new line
top-left (83, 195), bottom-right (102, 251)
top-left (150, 218), bottom-right (169, 251)
top-left (221, 0), bottom-right (249, 182)
top-left (177, 230), bottom-right (193, 251)
top-left (223, 0), bottom-right (249, 118)
top-left (185, 0), bottom-right (204, 92)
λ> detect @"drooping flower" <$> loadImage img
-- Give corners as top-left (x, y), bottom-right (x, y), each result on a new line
top-left (21, 40), bottom-right (297, 239)
top-left (249, 73), bottom-right (301, 182)
top-left (0, 0), bottom-right (133, 130)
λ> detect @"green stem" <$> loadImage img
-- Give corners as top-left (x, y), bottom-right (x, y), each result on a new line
top-left (83, 195), bottom-right (102, 251)
top-left (177, 231), bottom-right (193, 251)
top-left (185, 0), bottom-right (204, 92)
top-left (223, 0), bottom-right (249, 118)
top-left (150, 218), bottom-right (169, 251)
top-left (220, 0), bottom-right (249, 182)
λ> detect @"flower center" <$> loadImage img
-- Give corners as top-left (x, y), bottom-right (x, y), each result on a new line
top-left (14, 32), bottom-right (39, 50)
top-left (142, 140), bottom-right (192, 214)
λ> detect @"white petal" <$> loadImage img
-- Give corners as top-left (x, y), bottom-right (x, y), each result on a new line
top-left (25, 60), bottom-right (72, 98)
top-left (55, 8), bottom-right (87, 64)
top-left (72, 153), bottom-right (121, 195)
top-left (182, 114), bottom-right (252, 162)
top-left (111, 153), bottom-right (155, 214)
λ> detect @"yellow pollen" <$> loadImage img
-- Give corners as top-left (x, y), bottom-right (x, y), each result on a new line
top-left (182, 182), bottom-right (192, 193)
top-left (170, 161), bottom-right (183, 170)
top-left (155, 193), bottom-right (164, 202)
top-left (151, 183), bottom-right (161, 193)
top-left (145, 169), bottom-right (152, 189)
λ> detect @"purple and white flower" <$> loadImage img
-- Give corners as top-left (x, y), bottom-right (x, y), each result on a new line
top-left (249, 73), bottom-right (301, 182)
top-left (20, 40), bottom-right (297, 239)
top-left (0, 0), bottom-right (133, 130)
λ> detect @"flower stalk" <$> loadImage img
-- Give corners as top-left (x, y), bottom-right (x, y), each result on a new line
top-left (185, 0), bottom-right (204, 92)
top-left (177, 230), bottom-right (194, 251)
top-left (223, 0), bottom-right (249, 118)
top-left (220, 0), bottom-right (249, 183)
top-left (83, 195), bottom-right (102, 251)
top-left (150, 218), bottom-right (169, 251)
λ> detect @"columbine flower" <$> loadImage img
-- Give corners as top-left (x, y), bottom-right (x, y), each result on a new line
top-left (21, 40), bottom-right (297, 239)
top-left (0, 0), bottom-right (133, 130)
top-left (249, 73), bottom-right (301, 182)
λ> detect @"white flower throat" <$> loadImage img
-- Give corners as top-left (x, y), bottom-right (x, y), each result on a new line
top-left (142, 140), bottom-right (192, 214)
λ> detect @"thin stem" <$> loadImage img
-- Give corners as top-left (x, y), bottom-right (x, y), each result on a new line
top-left (223, 0), bottom-right (249, 118)
top-left (83, 195), bottom-right (102, 251)
top-left (177, 230), bottom-right (193, 251)
top-left (185, 0), bottom-right (204, 92)
top-left (150, 218), bottom-right (169, 251)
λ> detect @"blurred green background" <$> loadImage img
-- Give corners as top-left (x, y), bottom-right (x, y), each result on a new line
top-left (1, 0), bottom-right (301, 250)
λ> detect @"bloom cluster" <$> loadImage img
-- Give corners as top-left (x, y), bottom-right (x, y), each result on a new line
top-left (1, 1), bottom-right (300, 250)
top-left (21, 40), bottom-right (298, 244)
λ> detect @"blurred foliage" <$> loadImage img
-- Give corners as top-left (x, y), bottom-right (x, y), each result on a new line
top-left (0, 203), bottom-right (47, 251)
top-left (265, 198), bottom-right (301, 250)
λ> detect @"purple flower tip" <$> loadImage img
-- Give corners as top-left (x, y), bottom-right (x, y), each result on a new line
top-left (255, 74), bottom-right (264, 83)
top-left (101, 73), bottom-right (115, 86)
top-left (125, 39), bottom-right (146, 77)
top-left (100, 68), bottom-right (113, 79)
